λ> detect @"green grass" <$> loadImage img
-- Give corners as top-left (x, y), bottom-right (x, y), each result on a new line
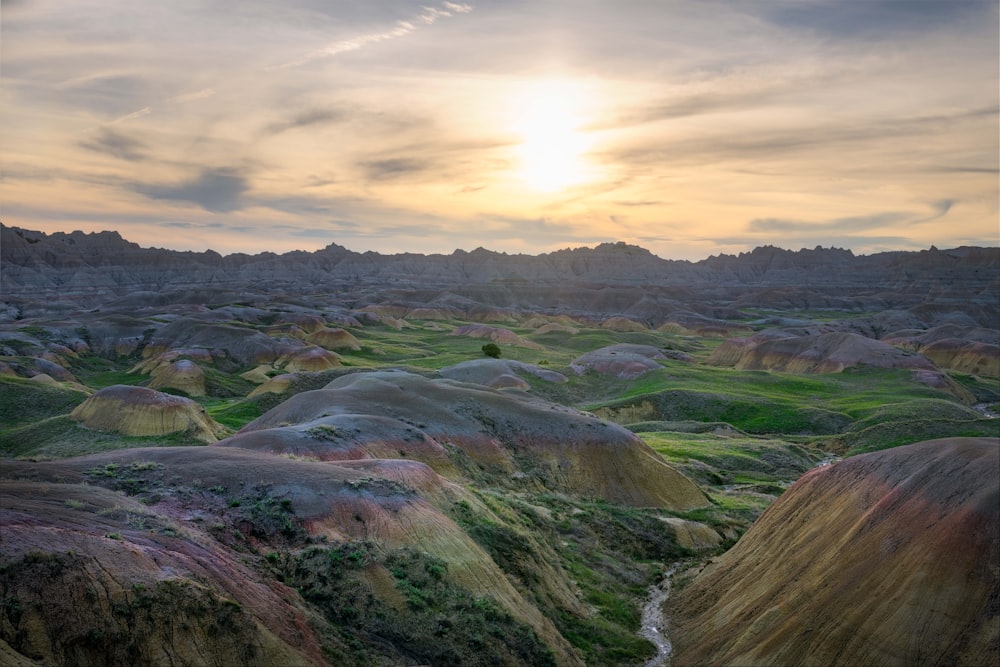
top-left (0, 376), bottom-right (87, 428)
top-left (202, 367), bottom-right (256, 398)
top-left (76, 369), bottom-right (147, 389)
top-left (640, 431), bottom-right (822, 484)
top-left (829, 416), bottom-right (999, 455)
top-left (0, 415), bottom-right (204, 459)
top-left (205, 398), bottom-right (263, 429)
top-left (277, 543), bottom-right (557, 667)
top-left (582, 365), bottom-right (962, 436)
top-left (944, 373), bottom-right (1000, 403)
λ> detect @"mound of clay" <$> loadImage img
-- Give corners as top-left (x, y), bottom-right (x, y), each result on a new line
top-left (570, 344), bottom-right (667, 379)
top-left (405, 307), bottom-right (458, 320)
top-left (536, 323), bottom-right (579, 335)
top-left (601, 316), bottom-right (648, 332)
top-left (274, 312), bottom-right (327, 334)
top-left (147, 359), bottom-right (206, 396)
top-left (218, 413), bottom-right (460, 476)
top-left (280, 346), bottom-right (342, 372)
top-left (305, 327), bottom-right (361, 351)
top-left (248, 373), bottom-right (297, 397)
top-left (143, 318), bottom-right (299, 367)
top-left (439, 359), bottom-right (568, 389)
top-left (28, 373), bottom-right (91, 394)
top-left (657, 311), bottom-right (752, 337)
top-left (238, 371), bottom-right (708, 510)
top-left (132, 349), bottom-right (214, 374)
top-left (450, 324), bottom-right (543, 350)
top-left (918, 339), bottom-right (999, 377)
top-left (33, 357), bottom-right (77, 383)
top-left (671, 437), bottom-right (1000, 667)
top-left (710, 330), bottom-right (935, 373)
top-left (70, 385), bottom-right (227, 443)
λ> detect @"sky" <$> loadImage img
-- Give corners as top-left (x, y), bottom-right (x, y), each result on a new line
top-left (1, 0), bottom-right (998, 260)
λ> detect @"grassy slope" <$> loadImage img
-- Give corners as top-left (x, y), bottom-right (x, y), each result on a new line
top-left (2, 313), bottom-right (996, 665)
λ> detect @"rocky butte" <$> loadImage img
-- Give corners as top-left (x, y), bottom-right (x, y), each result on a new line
top-left (3, 224), bottom-right (998, 323)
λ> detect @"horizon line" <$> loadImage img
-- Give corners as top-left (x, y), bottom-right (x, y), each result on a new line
top-left (2, 222), bottom-right (996, 264)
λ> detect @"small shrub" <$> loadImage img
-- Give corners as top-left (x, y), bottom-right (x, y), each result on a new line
top-left (482, 343), bottom-right (501, 359)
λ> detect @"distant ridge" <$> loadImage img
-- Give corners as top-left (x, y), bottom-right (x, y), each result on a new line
top-left (3, 224), bottom-right (996, 290)
top-left (2, 224), bottom-right (997, 326)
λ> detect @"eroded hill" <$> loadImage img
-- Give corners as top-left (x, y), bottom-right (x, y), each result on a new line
top-left (670, 437), bottom-right (1000, 667)
top-left (1, 226), bottom-right (998, 666)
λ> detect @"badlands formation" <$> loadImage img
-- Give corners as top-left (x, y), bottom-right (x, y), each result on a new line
top-left (671, 437), bottom-right (999, 667)
top-left (1, 225), bottom-right (998, 666)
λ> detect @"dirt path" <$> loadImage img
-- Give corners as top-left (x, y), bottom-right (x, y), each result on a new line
top-left (639, 563), bottom-right (680, 667)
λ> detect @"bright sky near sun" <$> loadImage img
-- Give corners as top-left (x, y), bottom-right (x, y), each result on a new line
top-left (1, 0), bottom-right (997, 259)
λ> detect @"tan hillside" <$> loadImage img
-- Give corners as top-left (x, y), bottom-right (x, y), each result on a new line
top-left (280, 345), bottom-right (342, 372)
top-left (237, 371), bottom-right (709, 510)
top-left (216, 413), bottom-right (461, 477)
top-left (601, 316), bottom-right (648, 332)
top-left (570, 344), bottom-right (667, 379)
top-left (710, 330), bottom-right (936, 373)
top-left (450, 324), bottom-right (544, 349)
top-left (147, 358), bottom-right (206, 396)
top-left (70, 385), bottom-right (227, 443)
top-left (671, 437), bottom-right (1000, 667)
top-left (439, 359), bottom-right (568, 389)
top-left (305, 327), bottom-right (362, 351)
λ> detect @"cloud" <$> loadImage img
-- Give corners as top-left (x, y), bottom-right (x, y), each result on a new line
top-left (760, 0), bottom-right (996, 38)
top-left (922, 199), bottom-right (955, 222)
top-left (54, 74), bottom-right (153, 117)
top-left (606, 106), bottom-right (998, 172)
top-left (359, 157), bottom-right (432, 181)
top-left (134, 168), bottom-right (249, 213)
top-left (748, 212), bottom-right (912, 234)
top-left (168, 88), bottom-right (216, 104)
top-left (160, 221), bottom-right (225, 229)
top-left (267, 1), bottom-right (473, 70)
top-left (265, 108), bottom-right (346, 135)
top-left (106, 106), bottom-right (152, 126)
top-left (747, 199), bottom-right (962, 237)
top-left (79, 128), bottom-right (148, 161)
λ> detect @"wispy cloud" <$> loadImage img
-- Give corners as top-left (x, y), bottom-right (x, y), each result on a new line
top-left (359, 157), bottom-right (432, 181)
top-left (761, 0), bottom-right (996, 38)
top-left (107, 106), bottom-right (152, 126)
top-left (168, 88), bottom-right (216, 104)
top-left (134, 168), bottom-right (250, 213)
top-left (267, 2), bottom-right (473, 71)
top-left (748, 212), bottom-right (912, 235)
top-left (79, 128), bottom-right (149, 161)
top-left (747, 198), bottom-right (962, 237)
top-left (265, 108), bottom-right (346, 135)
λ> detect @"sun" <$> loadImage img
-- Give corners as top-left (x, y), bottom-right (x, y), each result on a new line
top-left (513, 80), bottom-right (597, 193)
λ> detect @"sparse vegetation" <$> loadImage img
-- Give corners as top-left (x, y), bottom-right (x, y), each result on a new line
top-left (1, 270), bottom-right (996, 666)
top-left (482, 342), bottom-right (502, 358)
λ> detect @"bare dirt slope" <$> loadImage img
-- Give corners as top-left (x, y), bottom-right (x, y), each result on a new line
top-left (671, 437), bottom-right (1000, 667)
top-left (0, 447), bottom-right (582, 666)
top-left (231, 370), bottom-right (709, 510)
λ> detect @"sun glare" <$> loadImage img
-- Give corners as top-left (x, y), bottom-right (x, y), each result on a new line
top-left (514, 80), bottom-right (597, 193)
